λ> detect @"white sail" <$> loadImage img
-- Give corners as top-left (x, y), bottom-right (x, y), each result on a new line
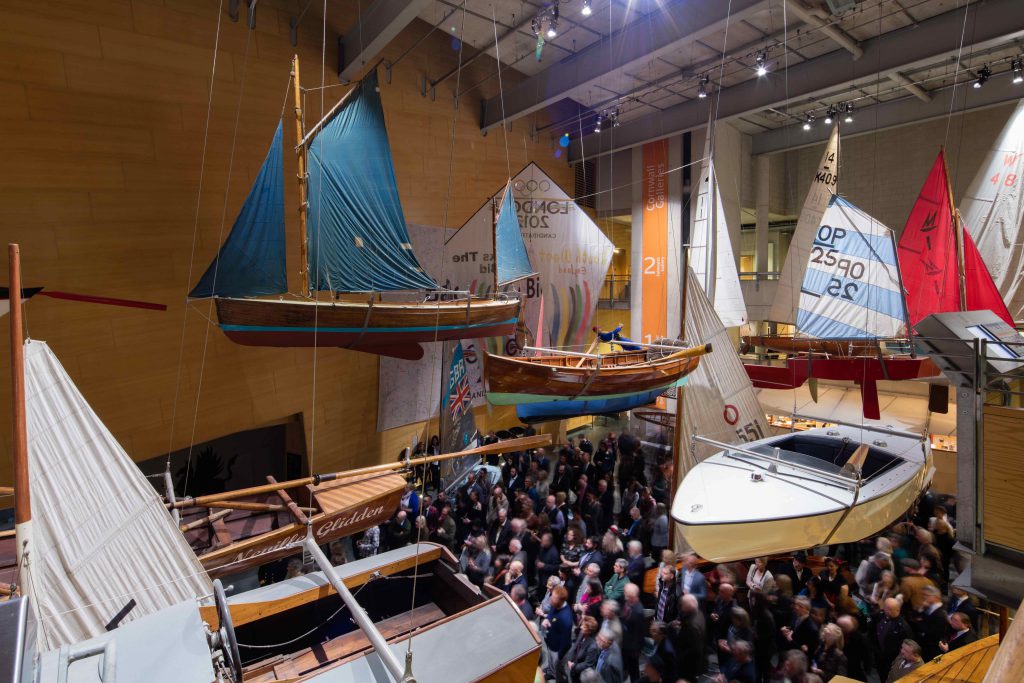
top-left (796, 197), bottom-right (906, 340)
top-left (769, 125), bottom-right (841, 324)
top-left (21, 340), bottom-right (212, 649)
top-left (959, 99), bottom-right (1024, 320)
top-left (673, 269), bottom-right (768, 550)
top-left (691, 124), bottom-right (748, 327)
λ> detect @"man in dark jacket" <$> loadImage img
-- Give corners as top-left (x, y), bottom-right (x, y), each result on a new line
top-left (837, 614), bottom-right (873, 682)
top-left (913, 584), bottom-right (949, 662)
top-left (620, 584), bottom-right (647, 683)
top-left (542, 586), bottom-right (574, 682)
top-left (780, 596), bottom-right (818, 656)
top-left (875, 597), bottom-right (915, 676)
top-left (536, 532), bottom-right (561, 590)
top-left (625, 541), bottom-right (647, 588)
top-left (672, 594), bottom-right (707, 682)
top-left (595, 629), bottom-right (625, 683)
top-left (565, 616), bottom-right (601, 683)
top-left (943, 611), bottom-right (978, 652)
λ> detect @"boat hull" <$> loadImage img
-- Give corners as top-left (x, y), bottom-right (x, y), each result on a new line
top-left (484, 344), bottom-right (708, 405)
top-left (673, 426), bottom-right (932, 562)
top-left (515, 386), bottom-right (670, 423)
top-left (214, 296), bottom-right (520, 360)
top-left (742, 335), bottom-right (895, 356)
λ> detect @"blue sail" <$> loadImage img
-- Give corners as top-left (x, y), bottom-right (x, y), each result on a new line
top-left (306, 70), bottom-right (438, 292)
top-left (190, 121), bottom-right (287, 298)
top-left (496, 182), bottom-right (533, 285)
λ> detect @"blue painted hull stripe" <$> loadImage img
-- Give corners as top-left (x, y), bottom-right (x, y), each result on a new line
top-left (222, 318), bottom-right (518, 334)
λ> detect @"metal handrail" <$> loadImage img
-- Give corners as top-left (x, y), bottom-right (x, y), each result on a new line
top-left (789, 414), bottom-right (925, 442)
top-left (692, 435), bottom-right (859, 490)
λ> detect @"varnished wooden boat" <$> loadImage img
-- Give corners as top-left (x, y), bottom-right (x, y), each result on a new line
top-left (483, 343), bottom-right (711, 405)
top-left (741, 335), bottom-right (901, 356)
top-left (215, 295), bottom-right (520, 361)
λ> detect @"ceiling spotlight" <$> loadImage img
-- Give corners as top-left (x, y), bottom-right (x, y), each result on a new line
top-left (755, 51), bottom-right (768, 77)
top-left (581, 0), bottom-right (592, 16)
top-left (698, 74), bottom-right (709, 99)
top-left (1013, 58), bottom-right (1023, 85)
top-left (973, 65), bottom-right (991, 89)
top-left (803, 113), bottom-right (815, 131)
top-left (594, 113), bottom-right (604, 133)
top-left (844, 102), bottom-right (854, 123)
top-left (546, 5), bottom-right (559, 38)
top-left (611, 109), bottom-right (621, 128)
top-left (824, 105), bottom-right (837, 124)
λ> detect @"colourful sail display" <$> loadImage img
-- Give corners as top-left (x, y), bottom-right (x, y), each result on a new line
top-left (770, 126), bottom-right (840, 324)
top-left (495, 181), bottom-right (534, 286)
top-left (189, 121), bottom-right (287, 299)
top-left (796, 196), bottom-right (906, 340)
top-left (306, 70), bottom-right (437, 293)
top-left (897, 150), bottom-right (1013, 327)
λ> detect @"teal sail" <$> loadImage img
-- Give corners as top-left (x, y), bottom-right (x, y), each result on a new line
top-left (495, 182), bottom-right (534, 286)
top-left (306, 70), bottom-right (438, 292)
top-left (190, 121), bottom-right (287, 298)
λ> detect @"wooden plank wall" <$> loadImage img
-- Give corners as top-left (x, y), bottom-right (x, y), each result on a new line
top-left (0, 0), bottom-right (575, 484)
top-left (981, 405), bottom-right (1024, 553)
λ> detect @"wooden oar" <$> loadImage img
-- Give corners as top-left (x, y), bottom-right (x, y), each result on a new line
top-left (194, 500), bottom-right (317, 514)
top-left (179, 508), bottom-right (231, 533)
top-left (169, 433), bottom-right (552, 510)
top-left (843, 444), bottom-right (870, 474)
top-left (574, 336), bottom-right (600, 368)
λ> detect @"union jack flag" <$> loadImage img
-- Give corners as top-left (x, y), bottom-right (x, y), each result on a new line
top-left (448, 375), bottom-right (471, 420)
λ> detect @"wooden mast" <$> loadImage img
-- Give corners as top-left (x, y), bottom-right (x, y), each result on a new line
top-left (491, 186), bottom-right (500, 295)
top-left (9, 244), bottom-right (31, 578)
top-left (292, 55), bottom-right (311, 296)
top-left (942, 149), bottom-right (969, 311)
top-left (669, 246), bottom-right (689, 552)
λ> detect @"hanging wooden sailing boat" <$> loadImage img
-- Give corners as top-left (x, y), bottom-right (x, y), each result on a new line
top-left (959, 98), bottom-right (1024, 322)
top-left (190, 57), bottom-right (521, 361)
top-left (672, 422), bottom-right (932, 562)
top-left (744, 195), bottom-right (938, 417)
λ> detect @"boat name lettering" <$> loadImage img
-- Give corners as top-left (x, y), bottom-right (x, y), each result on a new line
top-left (230, 504), bottom-right (386, 562)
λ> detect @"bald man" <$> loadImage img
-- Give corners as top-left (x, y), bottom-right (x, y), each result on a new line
top-left (875, 597), bottom-right (914, 676)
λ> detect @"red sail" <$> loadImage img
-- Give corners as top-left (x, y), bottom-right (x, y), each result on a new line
top-left (962, 229), bottom-right (1014, 325)
top-left (898, 151), bottom-right (961, 328)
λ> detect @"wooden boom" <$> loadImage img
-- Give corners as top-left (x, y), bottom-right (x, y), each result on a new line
top-left (170, 433), bottom-right (552, 510)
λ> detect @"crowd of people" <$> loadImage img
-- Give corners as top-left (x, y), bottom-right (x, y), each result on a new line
top-left (338, 430), bottom-right (979, 683)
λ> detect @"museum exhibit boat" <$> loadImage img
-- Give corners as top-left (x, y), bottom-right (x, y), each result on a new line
top-left (189, 56), bottom-right (522, 361)
top-left (671, 423), bottom-right (932, 562)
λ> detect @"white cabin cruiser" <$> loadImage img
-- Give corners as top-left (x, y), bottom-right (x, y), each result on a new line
top-left (672, 424), bottom-right (932, 562)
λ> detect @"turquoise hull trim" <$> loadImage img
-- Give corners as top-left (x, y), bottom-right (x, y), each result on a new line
top-left (515, 379), bottom-right (689, 423)
top-left (487, 376), bottom-right (688, 406)
top-left (221, 318), bottom-right (518, 334)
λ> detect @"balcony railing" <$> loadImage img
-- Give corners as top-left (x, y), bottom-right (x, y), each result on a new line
top-left (599, 275), bottom-right (631, 308)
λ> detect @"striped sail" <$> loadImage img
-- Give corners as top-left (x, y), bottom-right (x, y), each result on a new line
top-left (769, 126), bottom-right (840, 324)
top-left (959, 99), bottom-right (1024, 320)
top-left (796, 196), bottom-right (906, 339)
top-left (690, 120), bottom-right (747, 327)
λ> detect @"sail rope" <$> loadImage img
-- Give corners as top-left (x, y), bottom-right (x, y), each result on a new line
top-left (182, 17), bottom-right (254, 498)
top-left (492, 3), bottom-right (512, 180)
top-left (942, 1), bottom-right (973, 152)
top-left (166, 0), bottom-right (225, 475)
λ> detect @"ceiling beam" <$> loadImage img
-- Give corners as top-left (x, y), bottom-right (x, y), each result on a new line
top-left (478, 0), bottom-right (770, 132)
top-left (751, 76), bottom-right (1023, 155)
top-left (338, 0), bottom-right (432, 83)
top-left (570, 0), bottom-right (1024, 161)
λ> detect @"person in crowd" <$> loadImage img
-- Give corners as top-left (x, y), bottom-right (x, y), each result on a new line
top-left (542, 586), bottom-right (574, 683)
top-left (508, 537), bottom-right (528, 567)
top-left (576, 537), bottom-right (606, 585)
top-left (622, 507), bottom-right (646, 546)
top-left (601, 531), bottom-right (625, 579)
top-left (942, 611), bottom-right (977, 652)
top-left (898, 559), bottom-right (935, 612)
top-left (594, 628), bottom-right (624, 683)
top-left (836, 614), bottom-right (872, 682)
top-left (648, 621), bottom-right (677, 683)
top-left (855, 551), bottom-right (892, 600)
top-left (720, 606), bottom-right (754, 669)
top-left (604, 558), bottom-right (630, 603)
top-left (947, 586), bottom-right (979, 625)
top-left (779, 551), bottom-right (814, 589)
top-left (355, 524), bottom-right (380, 558)
top-left (400, 480), bottom-right (420, 518)
top-left (488, 486), bottom-right (510, 526)
top-left (429, 502), bottom-right (456, 551)
top-left (716, 640), bottom-right (756, 683)
top-left (564, 616), bottom-right (600, 683)
top-left (536, 531), bottom-right (562, 591)
top-left (746, 556), bottom-right (776, 600)
top-left (711, 583), bottom-right (740, 644)
top-left (637, 655), bottom-right (664, 683)
top-left (576, 563), bottom-right (603, 606)
top-left (459, 534), bottom-right (491, 587)
top-left (545, 494), bottom-right (566, 539)
top-left (654, 565), bottom-right (681, 623)
top-left (620, 583), bottom-right (647, 683)
top-left (813, 557), bottom-right (846, 608)
top-left (386, 510), bottom-right (413, 549)
top-left (810, 622), bottom-right (848, 681)
top-left (749, 588), bottom-right (777, 683)
top-left (869, 570), bottom-right (900, 612)
top-left (510, 583), bottom-right (533, 620)
top-left (503, 559), bottom-right (528, 594)
top-left (913, 584), bottom-right (948, 661)
top-left (538, 574), bottom-right (565, 618)
top-left (649, 504), bottom-right (669, 560)
top-left (672, 593), bottom-right (707, 683)
top-left (781, 596), bottom-right (819, 655)
top-left (578, 577), bottom-right (605, 621)
top-left (679, 552), bottom-right (708, 605)
top-left (625, 540), bottom-right (647, 588)
top-left (781, 650), bottom-right (810, 683)
top-left (885, 639), bottom-right (924, 682)
top-left (599, 599), bottom-right (623, 643)
top-left (875, 597), bottom-right (915, 676)
top-left (284, 557), bottom-right (305, 579)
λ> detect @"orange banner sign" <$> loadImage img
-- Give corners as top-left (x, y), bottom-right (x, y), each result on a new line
top-left (641, 140), bottom-right (669, 342)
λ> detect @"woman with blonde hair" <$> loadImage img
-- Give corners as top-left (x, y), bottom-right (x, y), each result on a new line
top-left (746, 556), bottom-right (776, 597)
top-left (811, 622), bottom-right (848, 681)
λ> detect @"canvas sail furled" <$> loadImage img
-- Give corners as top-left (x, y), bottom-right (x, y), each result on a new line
top-left (674, 268), bottom-right (767, 550)
top-left (796, 196), bottom-right (906, 340)
top-left (690, 125), bottom-right (747, 327)
top-left (439, 341), bottom-right (480, 491)
top-left (769, 126), bottom-right (840, 324)
top-left (20, 341), bottom-right (212, 649)
top-left (898, 150), bottom-right (1013, 327)
top-left (959, 99), bottom-right (1024, 321)
top-left (190, 121), bottom-right (287, 299)
top-left (495, 181), bottom-right (534, 286)
top-left (306, 70), bottom-right (438, 293)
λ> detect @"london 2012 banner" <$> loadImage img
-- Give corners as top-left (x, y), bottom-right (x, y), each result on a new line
top-left (377, 163), bottom-right (614, 432)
